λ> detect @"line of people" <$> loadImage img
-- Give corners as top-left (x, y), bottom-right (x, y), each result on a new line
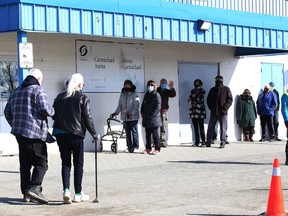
top-left (111, 78), bottom-right (176, 155)
top-left (188, 76), bottom-right (283, 149)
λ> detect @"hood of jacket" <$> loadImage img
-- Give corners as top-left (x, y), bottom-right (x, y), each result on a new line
top-left (21, 75), bottom-right (40, 88)
top-left (121, 85), bottom-right (136, 93)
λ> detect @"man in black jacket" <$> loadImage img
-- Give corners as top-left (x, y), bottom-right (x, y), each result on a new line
top-left (205, 75), bottom-right (233, 148)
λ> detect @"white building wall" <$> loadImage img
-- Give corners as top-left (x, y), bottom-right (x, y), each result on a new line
top-left (0, 32), bottom-right (288, 154)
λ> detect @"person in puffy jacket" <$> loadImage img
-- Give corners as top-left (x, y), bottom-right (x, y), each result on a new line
top-left (52, 73), bottom-right (98, 204)
top-left (256, 84), bottom-right (277, 142)
top-left (236, 89), bottom-right (257, 142)
top-left (205, 75), bottom-right (233, 149)
top-left (141, 80), bottom-right (162, 155)
top-left (281, 90), bottom-right (288, 165)
top-left (111, 80), bottom-right (140, 153)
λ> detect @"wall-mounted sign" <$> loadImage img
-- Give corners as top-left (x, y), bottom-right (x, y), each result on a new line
top-left (19, 43), bottom-right (34, 68)
top-left (76, 40), bottom-right (144, 92)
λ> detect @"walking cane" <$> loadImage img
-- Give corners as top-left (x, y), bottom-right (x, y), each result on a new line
top-left (93, 135), bottom-right (100, 203)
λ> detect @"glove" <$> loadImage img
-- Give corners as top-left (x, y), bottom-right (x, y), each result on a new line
top-left (110, 113), bottom-right (116, 118)
top-left (126, 112), bottom-right (132, 119)
top-left (285, 121), bottom-right (288, 128)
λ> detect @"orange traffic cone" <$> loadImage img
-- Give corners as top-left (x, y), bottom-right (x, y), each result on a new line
top-left (266, 158), bottom-right (286, 216)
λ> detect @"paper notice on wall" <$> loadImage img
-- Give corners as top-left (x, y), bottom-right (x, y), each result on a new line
top-left (76, 40), bottom-right (144, 92)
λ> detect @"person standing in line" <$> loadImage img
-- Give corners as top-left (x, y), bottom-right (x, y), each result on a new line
top-left (141, 80), bottom-right (162, 155)
top-left (4, 68), bottom-right (55, 204)
top-left (188, 79), bottom-right (206, 147)
top-left (156, 78), bottom-right (176, 147)
top-left (111, 80), bottom-right (140, 153)
top-left (52, 73), bottom-right (98, 204)
top-left (205, 75), bottom-right (233, 149)
top-left (281, 90), bottom-right (288, 165)
top-left (269, 82), bottom-right (282, 141)
top-left (236, 89), bottom-right (257, 142)
top-left (256, 84), bottom-right (277, 142)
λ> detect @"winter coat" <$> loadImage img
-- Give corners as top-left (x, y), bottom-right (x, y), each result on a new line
top-left (114, 85), bottom-right (140, 121)
top-left (141, 90), bottom-right (162, 128)
top-left (156, 87), bottom-right (176, 112)
top-left (4, 75), bottom-right (55, 142)
top-left (281, 92), bottom-right (288, 122)
top-left (207, 85), bottom-right (233, 115)
top-left (236, 95), bottom-right (257, 128)
top-left (52, 90), bottom-right (97, 138)
top-left (188, 87), bottom-right (206, 119)
top-left (256, 91), bottom-right (277, 116)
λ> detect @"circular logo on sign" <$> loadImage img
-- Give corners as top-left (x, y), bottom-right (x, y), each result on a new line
top-left (79, 45), bottom-right (88, 56)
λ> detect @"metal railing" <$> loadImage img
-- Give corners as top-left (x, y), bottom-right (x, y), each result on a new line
top-left (164, 0), bottom-right (288, 17)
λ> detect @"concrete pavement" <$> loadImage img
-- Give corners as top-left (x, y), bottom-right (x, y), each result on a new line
top-left (1, 140), bottom-right (288, 216)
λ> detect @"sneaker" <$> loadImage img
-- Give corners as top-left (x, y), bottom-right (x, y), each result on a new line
top-left (151, 150), bottom-right (160, 155)
top-left (275, 138), bottom-right (282, 141)
top-left (133, 148), bottom-right (140, 153)
top-left (73, 192), bottom-right (89, 203)
top-left (142, 149), bottom-right (151, 155)
top-left (161, 143), bottom-right (167, 148)
top-left (63, 189), bottom-right (72, 204)
top-left (225, 141), bottom-right (229, 144)
top-left (22, 194), bottom-right (31, 203)
top-left (123, 148), bottom-right (129, 153)
top-left (27, 185), bottom-right (48, 204)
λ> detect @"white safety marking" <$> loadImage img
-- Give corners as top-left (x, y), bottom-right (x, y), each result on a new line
top-left (272, 167), bottom-right (281, 176)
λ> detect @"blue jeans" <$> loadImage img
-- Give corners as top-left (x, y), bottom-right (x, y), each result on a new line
top-left (124, 120), bottom-right (139, 149)
top-left (56, 134), bottom-right (84, 194)
top-left (206, 115), bottom-right (227, 144)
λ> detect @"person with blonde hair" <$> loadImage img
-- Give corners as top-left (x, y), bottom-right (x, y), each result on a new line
top-left (141, 80), bottom-right (162, 155)
top-left (4, 68), bottom-right (54, 204)
top-left (52, 73), bottom-right (98, 204)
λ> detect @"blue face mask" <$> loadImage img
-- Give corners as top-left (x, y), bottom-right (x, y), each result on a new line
top-left (147, 86), bottom-right (154, 93)
top-left (161, 84), bottom-right (167, 89)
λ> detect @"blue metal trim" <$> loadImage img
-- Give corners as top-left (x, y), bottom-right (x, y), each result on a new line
top-left (1, 0), bottom-right (288, 51)
top-left (17, 31), bottom-right (28, 84)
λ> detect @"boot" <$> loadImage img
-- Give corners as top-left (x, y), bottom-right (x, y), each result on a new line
top-left (243, 134), bottom-right (249, 142)
top-left (249, 134), bottom-right (254, 142)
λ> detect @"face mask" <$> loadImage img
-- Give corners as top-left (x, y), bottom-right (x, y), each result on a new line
top-left (124, 87), bottom-right (132, 92)
top-left (215, 80), bottom-right (223, 87)
top-left (147, 86), bottom-right (154, 93)
top-left (270, 87), bottom-right (275, 91)
top-left (160, 84), bottom-right (167, 89)
top-left (244, 94), bottom-right (250, 99)
top-left (264, 88), bottom-right (269, 93)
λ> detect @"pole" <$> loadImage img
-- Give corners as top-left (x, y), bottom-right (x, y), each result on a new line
top-left (93, 138), bottom-right (99, 203)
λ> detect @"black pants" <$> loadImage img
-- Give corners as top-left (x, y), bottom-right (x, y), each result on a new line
top-left (260, 115), bottom-right (275, 139)
top-left (16, 136), bottom-right (48, 195)
top-left (145, 127), bottom-right (160, 151)
top-left (56, 134), bottom-right (84, 194)
top-left (192, 118), bottom-right (205, 144)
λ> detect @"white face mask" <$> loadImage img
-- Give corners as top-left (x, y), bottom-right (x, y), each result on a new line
top-left (147, 85), bottom-right (154, 93)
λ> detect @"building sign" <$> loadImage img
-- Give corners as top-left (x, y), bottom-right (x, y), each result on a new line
top-left (19, 43), bottom-right (33, 68)
top-left (76, 40), bottom-right (144, 92)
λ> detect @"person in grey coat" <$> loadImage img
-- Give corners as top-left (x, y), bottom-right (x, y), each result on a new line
top-left (111, 80), bottom-right (140, 152)
top-left (141, 80), bottom-right (162, 155)
top-left (236, 89), bottom-right (257, 142)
